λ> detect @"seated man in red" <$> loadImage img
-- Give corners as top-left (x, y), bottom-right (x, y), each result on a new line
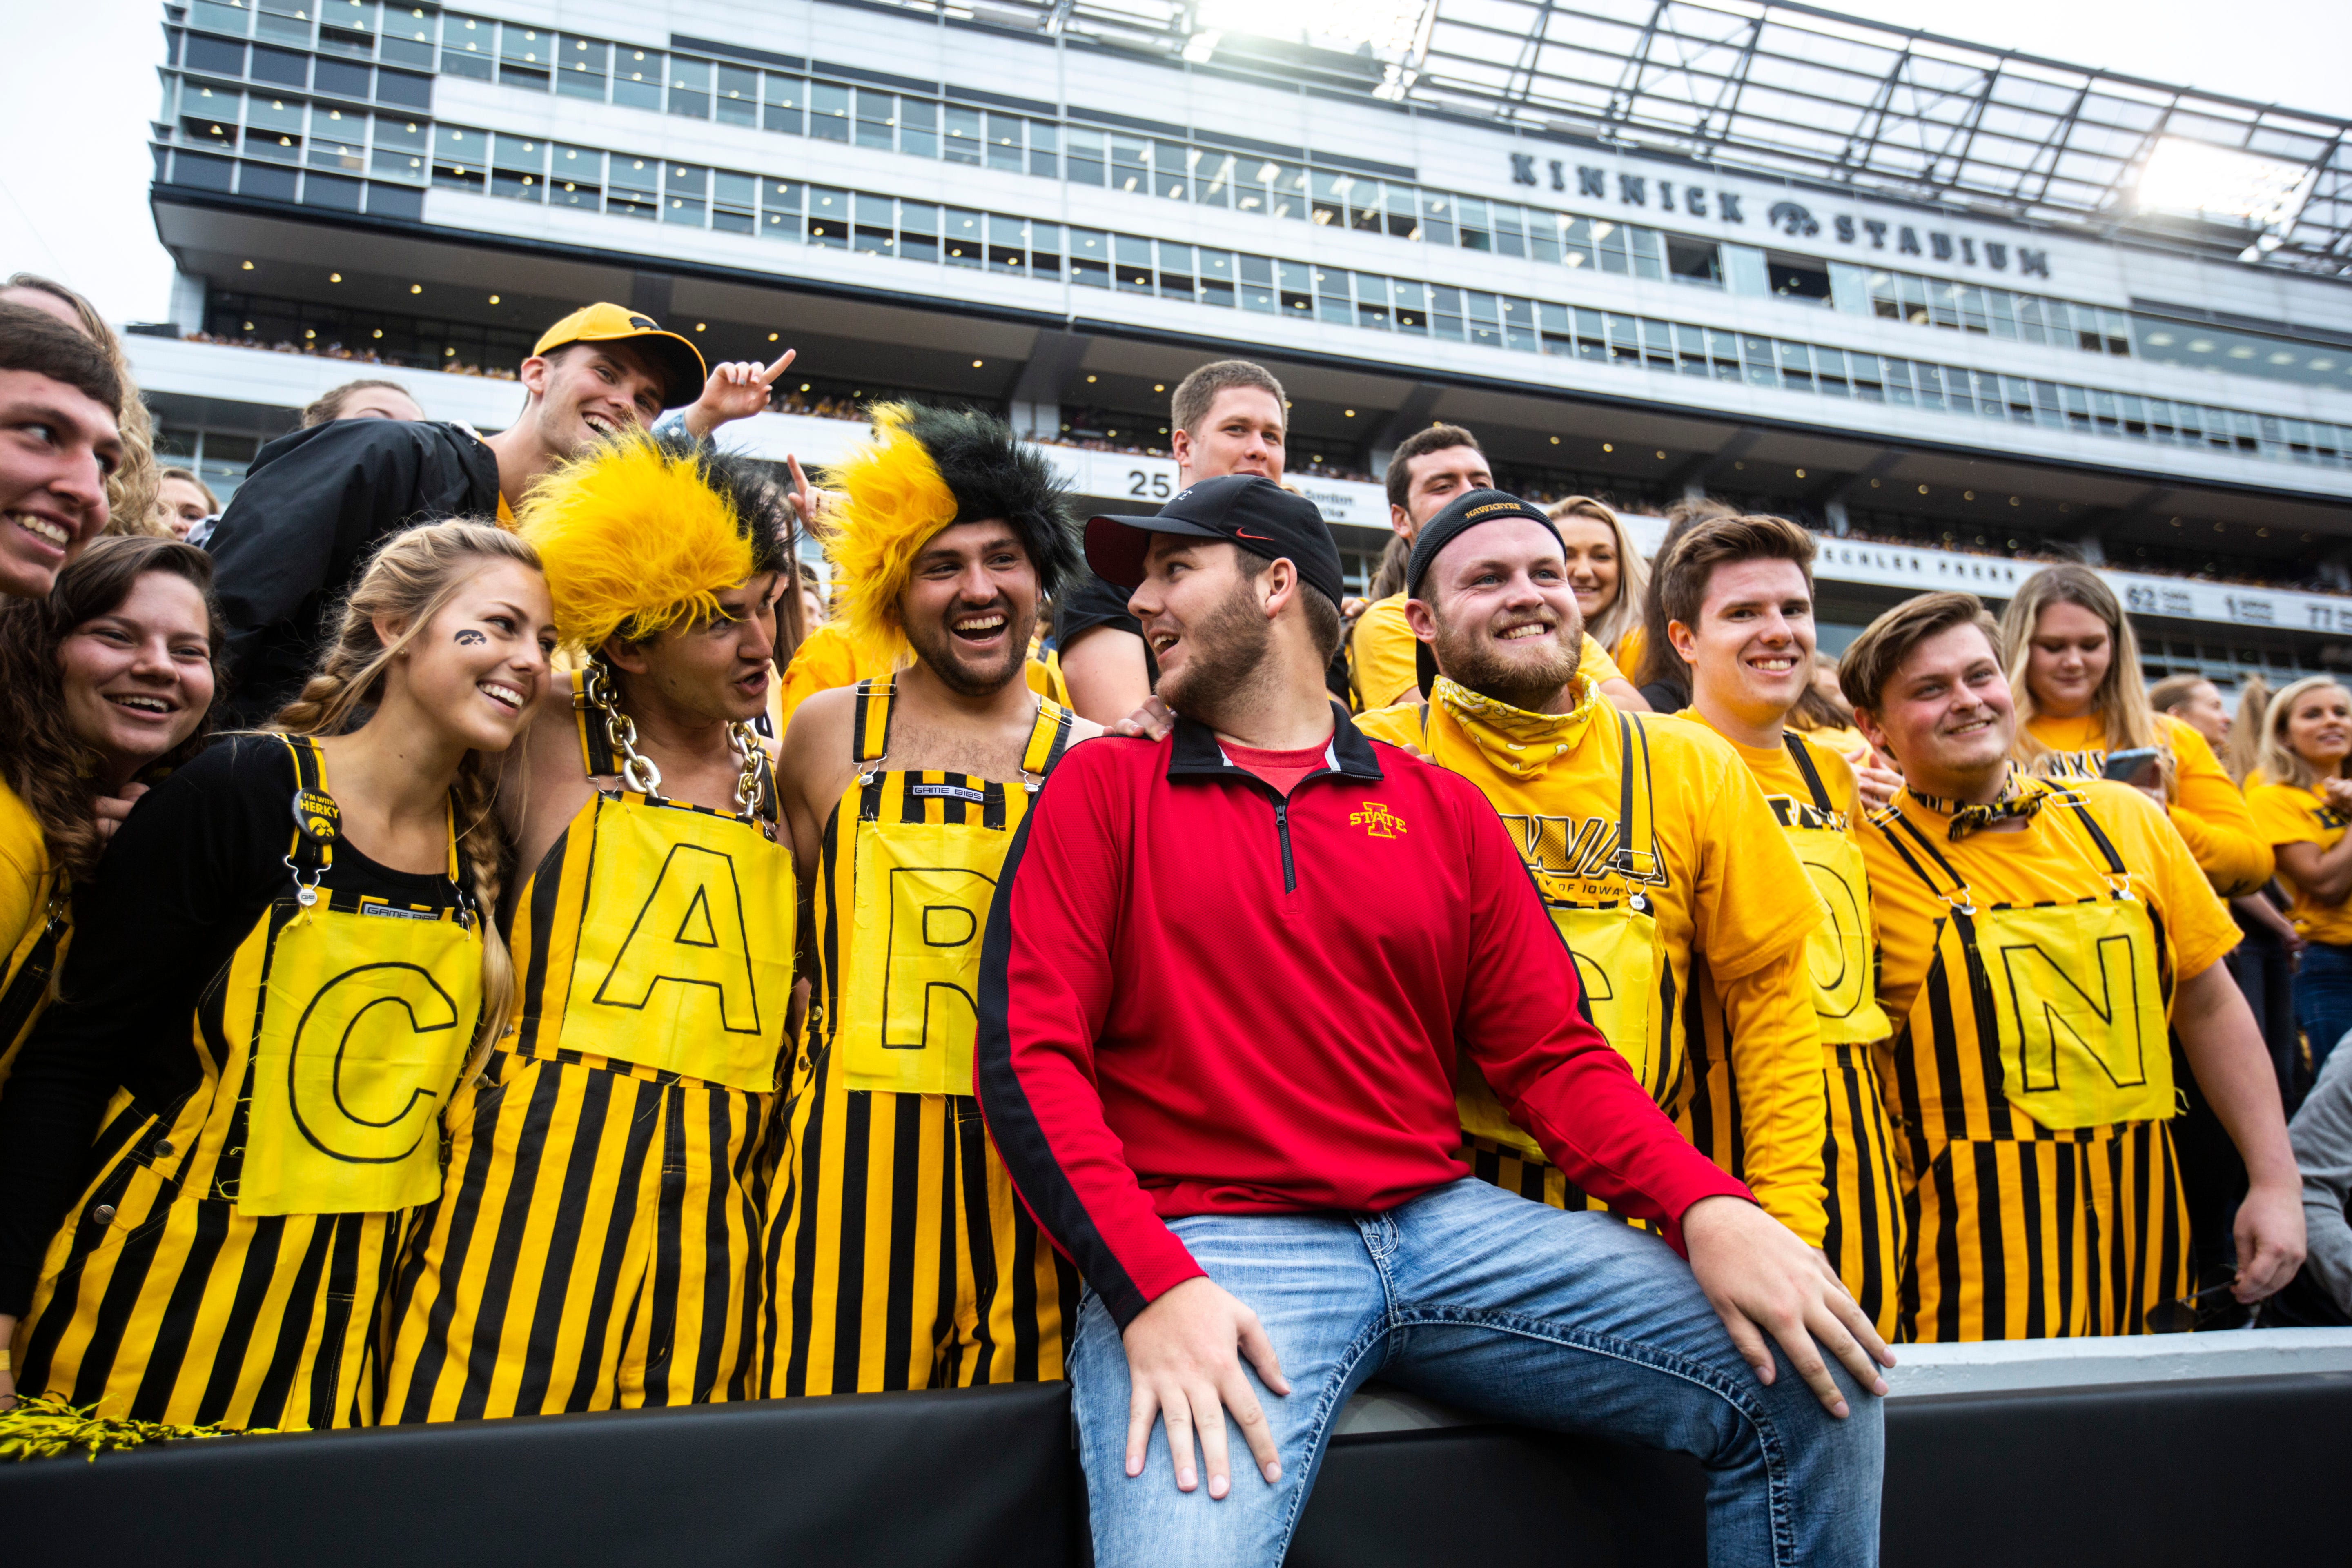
top-left (977, 475), bottom-right (1889, 1568)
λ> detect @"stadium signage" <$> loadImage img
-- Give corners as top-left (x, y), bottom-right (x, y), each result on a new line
top-left (1506, 154), bottom-right (2051, 279)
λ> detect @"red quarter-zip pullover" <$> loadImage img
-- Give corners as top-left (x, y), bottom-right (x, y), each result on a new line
top-left (976, 706), bottom-right (1753, 1328)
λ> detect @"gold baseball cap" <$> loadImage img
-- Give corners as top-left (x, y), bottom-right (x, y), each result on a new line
top-left (531, 302), bottom-right (708, 410)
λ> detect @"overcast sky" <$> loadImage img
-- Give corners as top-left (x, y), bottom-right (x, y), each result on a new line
top-left (4, 0), bottom-right (2347, 325)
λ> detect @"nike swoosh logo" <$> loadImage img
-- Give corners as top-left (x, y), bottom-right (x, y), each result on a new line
top-left (1234, 528), bottom-right (1275, 541)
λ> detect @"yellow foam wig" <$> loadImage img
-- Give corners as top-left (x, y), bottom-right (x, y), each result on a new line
top-left (824, 403), bottom-right (961, 664)
top-left (517, 430), bottom-right (754, 650)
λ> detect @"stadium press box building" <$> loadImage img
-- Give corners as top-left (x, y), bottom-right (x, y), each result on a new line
top-left (131, 0), bottom-right (2352, 679)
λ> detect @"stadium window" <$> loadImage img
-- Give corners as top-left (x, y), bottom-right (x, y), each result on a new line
top-left (181, 84), bottom-right (240, 149)
top-left (430, 123), bottom-right (482, 191)
top-left (1492, 204), bottom-right (1527, 259)
top-left (370, 112), bottom-right (427, 181)
top-left (501, 25), bottom-right (550, 91)
top-left (2031, 381), bottom-right (2064, 429)
top-left (310, 109), bottom-right (363, 174)
top-left (2147, 398), bottom-right (2177, 443)
top-left (988, 115), bottom-right (1027, 174)
top-left (1465, 292), bottom-right (1503, 349)
top-left (762, 73), bottom-right (804, 134)
top-left (1392, 280), bottom-right (1428, 334)
top-left (1768, 252), bottom-right (1832, 304)
top-left (1640, 316), bottom-right (1673, 368)
top-left (1115, 234), bottom-right (1153, 293)
top-left (1558, 216), bottom-right (1594, 269)
top-left (2101, 309), bottom-right (2132, 356)
top-left (942, 206), bottom-right (982, 266)
top-left (856, 90), bottom-right (896, 151)
top-left (1315, 266), bottom-right (1351, 325)
top-left (1526, 209), bottom-right (1559, 263)
top-left (808, 81), bottom-right (850, 143)
top-left (1986, 290), bottom-right (2017, 338)
top-left (1429, 285), bottom-right (1465, 341)
top-left (1066, 128), bottom-right (1105, 186)
top-left (245, 95), bottom-right (303, 163)
top-left (858, 193), bottom-right (898, 256)
top-left (613, 49), bottom-right (661, 111)
top-left (1628, 228), bottom-right (1664, 280)
top-left (1851, 355), bottom-right (1885, 401)
top-left (1959, 285), bottom-right (1990, 334)
top-left (1387, 184), bottom-right (1420, 241)
top-left (1158, 242), bottom-right (1196, 300)
top-left (605, 153), bottom-right (657, 218)
top-left (2060, 384), bottom-right (2092, 431)
top-left (898, 97), bottom-right (936, 159)
top-left (1707, 326), bottom-right (1739, 378)
top-left (710, 169), bottom-right (754, 233)
top-left (316, 0), bottom-right (373, 60)
top-left (1667, 236), bottom-right (1721, 287)
top-left (856, 195), bottom-right (889, 258)
top-left (1031, 223), bottom-right (1062, 281)
top-left (1109, 137), bottom-right (1147, 194)
top-left (1278, 261), bottom-right (1315, 318)
top-left (1594, 220), bottom-right (1630, 273)
top-left (491, 132), bottom-right (545, 201)
top-left (1896, 274), bottom-right (1929, 326)
top-left (1920, 363), bottom-right (1953, 413)
top-left (1350, 180), bottom-right (1385, 234)
top-left (716, 65), bottom-right (757, 127)
top-left (1744, 335), bottom-right (1780, 388)
top-left (1306, 171), bottom-right (1343, 228)
top-left (1928, 280), bottom-right (1960, 329)
top-left (1194, 150), bottom-right (1232, 207)
top-left (1029, 121), bottom-right (1059, 179)
top-left (257, 0), bottom-right (313, 45)
top-left (1156, 141), bottom-right (1192, 200)
top-left (1196, 248), bottom-right (1233, 307)
top-left (991, 214), bottom-right (1029, 274)
top-left (1817, 346), bottom-right (1851, 397)
top-left (943, 105), bottom-right (982, 165)
top-left (1502, 297), bottom-right (1538, 352)
top-left (2014, 294), bottom-right (2048, 346)
top-left (1237, 254), bottom-right (1278, 313)
top-left (441, 15), bottom-right (499, 76)
top-left (806, 185), bottom-right (850, 247)
top-left (664, 163), bottom-right (708, 226)
top-left (2119, 394), bottom-right (2149, 439)
top-left (379, 6), bottom-right (434, 69)
top-left (1270, 164), bottom-right (1309, 220)
top-left (1673, 321), bottom-right (1707, 374)
top-left (557, 36), bottom-right (608, 100)
top-left (1356, 275), bottom-right (1391, 331)
top-left (1455, 197), bottom-right (1492, 252)
top-left (898, 201), bottom-right (938, 263)
top-left (549, 143), bottom-right (600, 207)
top-left (1069, 228), bottom-right (1111, 288)
top-left (1539, 302), bottom-right (1576, 356)
top-left (760, 179), bottom-right (803, 241)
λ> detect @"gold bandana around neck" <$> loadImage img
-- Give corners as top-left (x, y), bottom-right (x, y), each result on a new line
top-left (1430, 674), bottom-right (1601, 781)
top-left (1908, 767), bottom-right (2055, 840)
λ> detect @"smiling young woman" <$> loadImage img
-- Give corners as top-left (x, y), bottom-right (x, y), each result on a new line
top-left (1999, 564), bottom-right (2272, 900)
top-left (2246, 677), bottom-right (2352, 1090)
top-left (0, 519), bottom-right (551, 1434)
top-left (0, 537), bottom-right (221, 1089)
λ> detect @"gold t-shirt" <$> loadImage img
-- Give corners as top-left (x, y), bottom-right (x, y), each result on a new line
top-left (2247, 781), bottom-right (2352, 946)
top-left (2023, 711), bottom-right (2272, 896)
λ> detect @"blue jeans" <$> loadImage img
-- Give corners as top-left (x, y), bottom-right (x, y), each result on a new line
top-left (1068, 1178), bottom-right (1882, 1567)
top-left (2300, 940), bottom-right (2352, 1087)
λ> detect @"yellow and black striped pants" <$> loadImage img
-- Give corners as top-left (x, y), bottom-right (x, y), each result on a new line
top-left (757, 1045), bottom-right (1075, 1396)
top-left (1901, 1116), bottom-right (2190, 1342)
top-left (380, 1047), bottom-right (772, 1422)
top-left (1822, 1044), bottom-right (1905, 1341)
top-left (20, 1100), bottom-right (394, 1431)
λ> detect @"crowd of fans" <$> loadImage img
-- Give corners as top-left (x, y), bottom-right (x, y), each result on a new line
top-left (2, 285), bottom-right (2349, 1556)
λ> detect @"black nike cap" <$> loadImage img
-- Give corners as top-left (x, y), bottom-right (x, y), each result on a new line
top-left (1405, 488), bottom-right (1561, 599)
top-left (1085, 474), bottom-right (1345, 608)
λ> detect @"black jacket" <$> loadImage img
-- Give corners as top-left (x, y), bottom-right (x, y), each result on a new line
top-left (207, 419), bottom-right (503, 724)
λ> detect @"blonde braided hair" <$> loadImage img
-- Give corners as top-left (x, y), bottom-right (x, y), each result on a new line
top-left (268, 519), bottom-right (540, 1071)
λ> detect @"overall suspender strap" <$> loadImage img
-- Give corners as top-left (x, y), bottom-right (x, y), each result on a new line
top-left (1879, 809), bottom-right (1967, 904)
top-left (1610, 709), bottom-right (1659, 881)
top-left (281, 734), bottom-right (334, 883)
top-left (1782, 732), bottom-right (1838, 815)
top-left (0, 902), bottom-right (65, 1047)
top-left (576, 667), bottom-right (620, 779)
top-left (2064, 799), bottom-right (2131, 878)
top-left (852, 677), bottom-right (894, 767)
top-left (1021, 700), bottom-right (1076, 779)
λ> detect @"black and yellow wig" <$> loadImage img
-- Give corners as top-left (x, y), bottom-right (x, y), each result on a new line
top-left (517, 430), bottom-right (794, 650)
top-left (826, 403), bottom-right (1078, 663)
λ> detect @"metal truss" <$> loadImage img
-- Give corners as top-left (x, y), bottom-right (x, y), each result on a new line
top-left (877, 0), bottom-right (2352, 276)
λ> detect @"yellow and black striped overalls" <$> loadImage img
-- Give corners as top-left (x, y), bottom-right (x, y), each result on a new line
top-left (382, 674), bottom-right (794, 1420)
top-left (1442, 705), bottom-right (1693, 1221)
top-left (1869, 791), bottom-right (2191, 1341)
top-left (20, 737), bottom-right (481, 1429)
top-left (0, 881), bottom-right (67, 1091)
top-left (1741, 735), bottom-right (1904, 1336)
top-left (758, 677), bottom-right (1080, 1395)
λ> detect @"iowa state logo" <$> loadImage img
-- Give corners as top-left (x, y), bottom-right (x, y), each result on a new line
top-left (1350, 801), bottom-right (1407, 839)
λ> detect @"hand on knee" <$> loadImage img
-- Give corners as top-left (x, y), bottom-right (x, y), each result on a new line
top-left (1120, 1276), bottom-right (1292, 1499)
top-left (1682, 1196), bottom-right (1895, 1417)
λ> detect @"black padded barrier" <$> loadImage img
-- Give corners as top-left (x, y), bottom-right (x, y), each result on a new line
top-left (7, 1371), bottom-right (2350, 1565)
